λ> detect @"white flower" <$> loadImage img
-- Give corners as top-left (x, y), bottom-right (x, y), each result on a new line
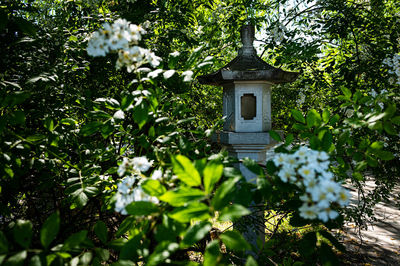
top-left (148, 69), bottom-right (163, 79)
top-left (282, 154), bottom-right (299, 169)
top-left (182, 70), bottom-right (194, 82)
top-left (113, 110), bottom-right (125, 120)
top-left (278, 166), bottom-right (296, 183)
top-left (163, 70), bottom-right (176, 79)
top-left (318, 209), bottom-right (339, 222)
top-left (132, 156), bottom-right (153, 172)
top-left (298, 165), bottom-right (315, 180)
top-left (337, 188), bottom-right (351, 206)
top-left (170, 51), bottom-right (180, 57)
top-left (118, 157), bottom-right (130, 177)
top-left (299, 203), bottom-right (319, 220)
top-left (320, 179), bottom-right (340, 201)
top-left (151, 170), bottom-right (163, 180)
top-left (273, 153), bottom-right (287, 167)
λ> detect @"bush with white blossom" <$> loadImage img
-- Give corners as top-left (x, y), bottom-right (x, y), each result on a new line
top-left (114, 156), bottom-right (161, 215)
top-left (272, 146), bottom-right (350, 222)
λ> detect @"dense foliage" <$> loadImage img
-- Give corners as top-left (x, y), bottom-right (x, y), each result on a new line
top-left (1, 0), bottom-right (399, 265)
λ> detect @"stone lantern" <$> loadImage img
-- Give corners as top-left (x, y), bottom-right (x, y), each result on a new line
top-left (198, 24), bottom-right (298, 179)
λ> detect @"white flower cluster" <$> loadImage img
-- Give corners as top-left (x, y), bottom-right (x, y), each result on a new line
top-left (117, 156), bottom-right (154, 177)
top-left (383, 54), bottom-right (400, 85)
top-left (271, 22), bottom-right (287, 44)
top-left (114, 176), bottom-right (159, 215)
top-left (115, 156), bottom-right (162, 215)
top-left (272, 146), bottom-right (350, 222)
top-left (87, 19), bottom-right (161, 72)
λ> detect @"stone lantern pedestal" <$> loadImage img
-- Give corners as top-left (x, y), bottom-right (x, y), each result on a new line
top-left (198, 24), bottom-right (298, 254)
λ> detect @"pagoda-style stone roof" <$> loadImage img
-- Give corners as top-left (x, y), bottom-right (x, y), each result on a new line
top-left (198, 25), bottom-right (299, 86)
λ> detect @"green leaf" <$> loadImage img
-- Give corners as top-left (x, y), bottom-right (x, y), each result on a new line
top-left (243, 158), bottom-right (264, 176)
top-left (392, 116), bottom-right (400, 125)
top-left (0, 9), bottom-right (8, 32)
top-left (298, 231), bottom-right (317, 257)
top-left (218, 204), bottom-right (251, 221)
top-left (169, 202), bottom-right (210, 223)
top-left (319, 231), bottom-right (346, 252)
top-left (0, 231), bottom-right (8, 254)
top-left (15, 17), bottom-right (36, 36)
top-left (285, 133), bottom-right (294, 146)
top-left (5, 250), bottom-right (27, 266)
top-left (373, 150), bottom-right (394, 161)
top-left (26, 134), bottom-right (46, 143)
top-left (211, 176), bottom-right (241, 211)
top-left (383, 121), bottom-right (397, 135)
top-left (44, 117), bottom-right (55, 132)
top-left (269, 130), bottom-right (282, 142)
top-left (13, 220), bottom-right (33, 249)
top-left (125, 201), bottom-right (159, 216)
top-left (142, 179), bottom-right (166, 197)
top-left (329, 114), bottom-right (340, 125)
top-left (203, 240), bottom-right (221, 266)
top-left (322, 109), bottom-right (330, 123)
top-left (245, 256), bottom-right (258, 266)
top-left (62, 230), bottom-right (88, 250)
top-left (40, 212), bottom-right (60, 249)
top-left (160, 187), bottom-right (205, 207)
top-left (306, 109), bottom-right (322, 128)
top-left (291, 109), bottom-right (305, 124)
top-left (220, 231), bottom-right (251, 251)
top-left (94, 221), bottom-right (108, 244)
top-left (171, 155), bottom-right (201, 187)
top-left (80, 121), bottom-right (103, 136)
top-left (71, 188), bottom-right (89, 207)
top-left (80, 252), bottom-right (93, 265)
top-left (181, 221), bottom-right (212, 247)
top-left (133, 103), bottom-right (149, 129)
top-left (321, 131), bottom-right (333, 152)
top-left (203, 162), bottom-right (223, 194)
top-left (94, 248), bottom-right (110, 261)
top-left (341, 87), bottom-right (352, 99)
top-left (60, 118), bottom-right (77, 126)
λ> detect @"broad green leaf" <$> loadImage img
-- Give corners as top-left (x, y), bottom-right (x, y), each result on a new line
top-left (80, 121), bottom-right (102, 136)
top-left (181, 221), bottom-right (212, 247)
top-left (40, 212), bottom-right (60, 249)
top-left (322, 109), bottom-right (330, 123)
top-left (71, 188), bottom-right (89, 207)
top-left (60, 118), bottom-right (76, 126)
top-left (26, 134), bottom-right (46, 143)
top-left (370, 141), bottom-right (383, 150)
top-left (392, 116), bottom-right (400, 125)
top-left (245, 256), bottom-right (258, 266)
top-left (94, 221), bottom-right (108, 244)
top-left (0, 231), bottom-right (8, 254)
top-left (269, 130), bottom-right (282, 142)
top-left (44, 117), bottom-right (54, 132)
top-left (203, 162), bottom-right (223, 194)
top-left (80, 252), bottom-right (93, 265)
top-left (243, 158), bottom-right (264, 176)
top-left (94, 248), bottom-right (110, 261)
top-left (29, 255), bottom-right (42, 266)
top-left (383, 121), bottom-right (397, 135)
top-left (160, 187), bottom-right (205, 207)
top-left (15, 17), bottom-right (36, 36)
top-left (142, 179), bottom-right (166, 197)
top-left (5, 250), bottom-right (27, 266)
top-left (291, 109), bottom-right (305, 124)
top-left (171, 155), bottom-right (201, 187)
top-left (298, 231), bottom-right (317, 257)
top-left (133, 103), bottom-right (149, 129)
top-left (13, 220), bottom-right (33, 249)
top-left (203, 240), bottom-right (221, 266)
top-left (341, 87), bottom-right (352, 99)
top-left (218, 204), bottom-right (250, 221)
top-left (169, 202), bottom-right (210, 223)
top-left (211, 176), bottom-right (241, 210)
top-left (321, 131), bottom-right (333, 152)
top-left (220, 231), bottom-right (251, 251)
top-left (306, 109), bottom-right (322, 128)
top-left (285, 133), bottom-right (294, 146)
top-left (62, 230), bottom-right (88, 250)
top-left (329, 114), bottom-right (340, 125)
top-left (125, 201), bottom-right (159, 216)
top-left (373, 150), bottom-right (394, 161)
top-left (147, 242), bottom-right (179, 266)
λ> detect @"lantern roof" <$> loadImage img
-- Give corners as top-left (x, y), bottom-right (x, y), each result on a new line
top-left (197, 25), bottom-right (299, 86)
